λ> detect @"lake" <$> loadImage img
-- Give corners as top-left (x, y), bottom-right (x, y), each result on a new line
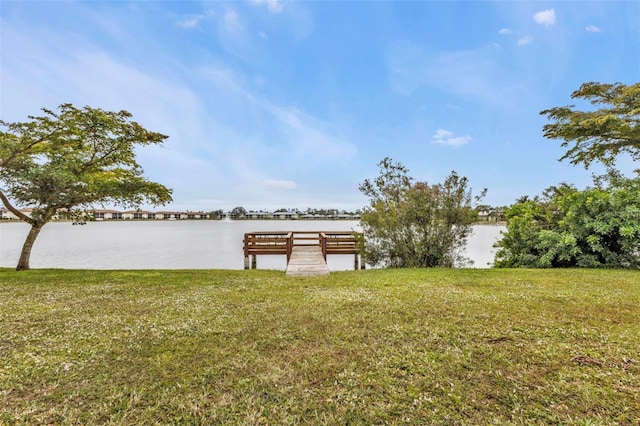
top-left (0, 221), bottom-right (505, 270)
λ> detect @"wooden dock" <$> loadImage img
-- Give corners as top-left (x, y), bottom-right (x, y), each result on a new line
top-left (285, 246), bottom-right (330, 276)
top-left (243, 231), bottom-right (363, 276)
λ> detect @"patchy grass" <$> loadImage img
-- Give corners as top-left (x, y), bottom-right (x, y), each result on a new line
top-left (0, 268), bottom-right (638, 425)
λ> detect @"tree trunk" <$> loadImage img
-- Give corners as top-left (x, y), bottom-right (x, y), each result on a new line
top-left (16, 225), bottom-right (43, 271)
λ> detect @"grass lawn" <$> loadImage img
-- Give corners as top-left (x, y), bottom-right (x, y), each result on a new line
top-left (0, 268), bottom-right (638, 425)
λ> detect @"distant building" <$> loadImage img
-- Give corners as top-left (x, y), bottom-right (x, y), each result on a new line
top-left (156, 211), bottom-right (178, 220)
top-left (247, 211), bottom-right (273, 220)
top-left (123, 210), bottom-right (155, 220)
top-left (273, 211), bottom-right (299, 220)
top-left (186, 211), bottom-right (208, 220)
top-left (94, 209), bottom-right (124, 220)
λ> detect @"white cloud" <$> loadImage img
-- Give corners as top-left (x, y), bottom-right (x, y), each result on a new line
top-left (262, 179), bottom-right (297, 190)
top-left (498, 28), bottom-right (512, 35)
top-left (533, 9), bottom-right (556, 26)
top-left (224, 9), bottom-right (242, 32)
top-left (250, 0), bottom-right (283, 14)
top-left (431, 129), bottom-right (471, 147)
top-left (517, 36), bottom-right (533, 46)
top-left (212, 7), bottom-right (262, 64)
top-left (178, 15), bottom-right (204, 29)
top-left (585, 25), bottom-right (603, 33)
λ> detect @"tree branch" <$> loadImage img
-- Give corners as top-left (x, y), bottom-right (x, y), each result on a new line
top-left (0, 190), bottom-right (34, 224)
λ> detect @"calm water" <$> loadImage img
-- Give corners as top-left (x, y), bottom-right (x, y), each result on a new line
top-left (0, 221), bottom-right (504, 270)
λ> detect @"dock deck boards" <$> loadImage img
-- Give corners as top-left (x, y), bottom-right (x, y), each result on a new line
top-left (285, 246), bottom-right (330, 277)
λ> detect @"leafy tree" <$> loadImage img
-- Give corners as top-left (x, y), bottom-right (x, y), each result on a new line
top-left (540, 81), bottom-right (640, 168)
top-left (0, 104), bottom-right (172, 270)
top-left (359, 157), bottom-right (484, 268)
top-left (492, 192), bottom-right (563, 268)
top-left (494, 172), bottom-right (640, 268)
top-left (230, 206), bottom-right (246, 219)
top-left (209, 209), bottom-right (225, 220)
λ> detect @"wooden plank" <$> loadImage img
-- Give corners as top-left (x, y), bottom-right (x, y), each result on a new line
top-left (285, 246), bottom-right (330, 277)
top-left (247, 250), bottom-right (288, 255)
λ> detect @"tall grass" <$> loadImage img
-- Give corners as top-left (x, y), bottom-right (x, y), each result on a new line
top-left (1, 268), bottom-right (638, 424)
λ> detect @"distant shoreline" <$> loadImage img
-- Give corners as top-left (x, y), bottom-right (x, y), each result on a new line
top-left (0, 218), bottom-right (506, 225)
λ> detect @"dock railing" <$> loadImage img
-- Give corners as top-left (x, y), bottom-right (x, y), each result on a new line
top-left (243, 231), bottom-right (364, 270)
top-left (243, 232), bottom-right (292, 269)
top-left (320, 232), bottom-right (359, 257)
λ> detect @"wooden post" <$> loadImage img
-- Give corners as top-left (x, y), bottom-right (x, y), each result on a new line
top-left (286, 232), bottom-right (293, 262)
top-left (354, 253), bottom-right (359, 270)
top-left (251, 255), bottom-right (256, 269)
top-left (243, 233), bottom-right (250, 269)
top-left (360, 254), bottom-right (365, 270)
top-left (321, 233), bottom-right (327, 260)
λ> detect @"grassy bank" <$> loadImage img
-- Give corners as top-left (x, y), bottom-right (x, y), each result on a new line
top-left (1, 268), bottom-right (638, 425)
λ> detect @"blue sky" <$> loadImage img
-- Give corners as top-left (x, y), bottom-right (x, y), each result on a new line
top-left (1, 1), bottom-right (638, 211)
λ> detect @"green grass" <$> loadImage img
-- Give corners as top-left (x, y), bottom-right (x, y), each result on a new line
top-left (1, 268), bottom-right (638, 425)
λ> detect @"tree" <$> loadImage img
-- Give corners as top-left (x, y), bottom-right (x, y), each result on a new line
top-left (359, 157), bottom-right (484, 268)
top-left (0, 104), bottom-right (173, 270)
top-left (230, 206), bottom-right (246, 219)
top-left (494, 172), bottom-right (640, 268)
top-left (209, 209), bottom-right (225, 220)
top-left (540, 82), bottom-right (640, 169)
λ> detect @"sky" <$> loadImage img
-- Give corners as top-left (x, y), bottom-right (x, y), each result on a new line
top-left (1, 1), bottom-right (639, 212)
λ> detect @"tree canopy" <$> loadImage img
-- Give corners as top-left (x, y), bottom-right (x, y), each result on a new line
top-left (494, 171), bottom-right (640, 268)
top-left (230, 206), bottom-right (247, 219)
top-left (540, 81), bottom-right (640, 169)
top-left (359, 158), bottom-right (484, 268)
top-left (0, 104), bottom-right (172, 270)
